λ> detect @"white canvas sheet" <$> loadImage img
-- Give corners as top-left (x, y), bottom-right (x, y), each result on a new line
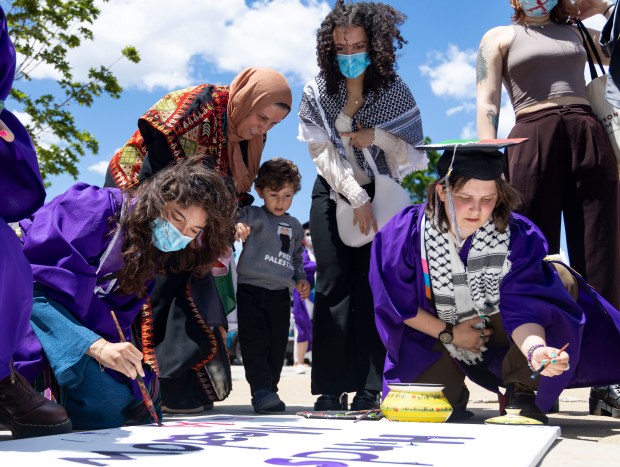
top-left (0, 414), bottom-right (560, 467)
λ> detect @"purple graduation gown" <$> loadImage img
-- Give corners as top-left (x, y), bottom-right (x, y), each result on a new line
top-left (292, 248), bottom-right (316, 345)
top-left (0, 6), bottom-right (46, 380)
top-left (369, 204), bottom-right (620, 412)
top-left (14, 183), bottom-right (154, 398)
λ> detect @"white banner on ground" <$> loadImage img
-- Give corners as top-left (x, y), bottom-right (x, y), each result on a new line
top-left (0, 414), bottom-right (559, 467)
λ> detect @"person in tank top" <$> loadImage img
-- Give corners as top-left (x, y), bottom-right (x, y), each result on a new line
top-left (476, 0), bottom-right (620, 420)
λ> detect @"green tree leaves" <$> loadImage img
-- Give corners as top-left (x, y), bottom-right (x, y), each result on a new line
top-left (402, 136), bottom-right (440, 204)
top-left (4, 0), bottom-right (140, 179)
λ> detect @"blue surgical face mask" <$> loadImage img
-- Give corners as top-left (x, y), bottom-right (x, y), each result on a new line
top-left (519, 0), bottom-right (558, 17)
top-left (151, 218), bottom-right (194, 252)
top-left (336, 52), bottom-right (371, 79)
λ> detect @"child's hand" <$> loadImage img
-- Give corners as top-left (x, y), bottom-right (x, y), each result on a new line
top-left (296, 279), bottom-right (311, 300)
top-left (0, 119), bottom-right (15, 142)
top-left (235, 222), bottom-right (251, 242)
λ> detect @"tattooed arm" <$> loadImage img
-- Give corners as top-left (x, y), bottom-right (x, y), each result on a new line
top-left (476, 26), bottom-right (513, 140)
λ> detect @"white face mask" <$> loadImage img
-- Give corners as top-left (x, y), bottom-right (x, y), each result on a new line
top-left (303, 230), bottom-right (313, 249)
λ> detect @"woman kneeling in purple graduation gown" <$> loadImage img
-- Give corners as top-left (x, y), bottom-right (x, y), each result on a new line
top-left (369, 141), bottom-right (620, 424)
top-left (13, 160), bottom-right (237, 429)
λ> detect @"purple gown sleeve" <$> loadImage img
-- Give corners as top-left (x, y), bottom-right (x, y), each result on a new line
top-left (499, 215), bottom-right (585, 411)
top-left (499, 215), bottom-right (584, 336)
top-left (0, 6), bottom-right (45, 380)
top-left (0, 8), bottom-right (45, 222)
top-left (20, 183), bottom-right (121, 322)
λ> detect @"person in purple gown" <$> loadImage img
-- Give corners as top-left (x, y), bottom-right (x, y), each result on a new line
top-left (369, 142), bottom-right (620, 424)
top-left (291, 222), bottom-right (316, 374)
top-left (0, 6), bottom-right (73, 439)
top-left (12, 160), bottom-right (236, 430)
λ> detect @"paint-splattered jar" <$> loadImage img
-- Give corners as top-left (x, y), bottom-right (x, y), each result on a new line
top-left (380, 383), bottom-right (453, 422)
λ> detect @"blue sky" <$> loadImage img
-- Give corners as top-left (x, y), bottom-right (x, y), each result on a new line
top-left (9, 0), bottom-right (606, 229)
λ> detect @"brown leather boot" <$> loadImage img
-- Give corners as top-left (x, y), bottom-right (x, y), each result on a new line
top-left (0, 367), bottom-right (72, 438)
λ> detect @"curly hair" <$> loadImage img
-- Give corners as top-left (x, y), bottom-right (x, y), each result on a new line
top-left (115, 159), bottom-right (237, 297)
top-left (510, 0), bottom-right (578, 24)
top-left (254, 157), bottom-right (302, 193)
top-left (316, 0), bottom-right (407, 95)
top-left (425, 175), bottom-right (521, 233)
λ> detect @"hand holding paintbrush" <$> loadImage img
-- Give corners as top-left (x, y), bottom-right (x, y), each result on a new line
top-left (110, 310), bottom-right (162, 426)
top-left (530, 343), bottom-right (570, 380)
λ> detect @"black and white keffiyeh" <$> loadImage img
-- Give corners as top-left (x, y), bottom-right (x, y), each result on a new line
top-left (298, 74), bottom-right (425, 180)
top-left (421, 214), bottom-right (512, 364)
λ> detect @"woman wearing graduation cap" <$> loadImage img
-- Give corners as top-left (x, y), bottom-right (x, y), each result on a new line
top-left (369, 141), bottom-right (620, 423)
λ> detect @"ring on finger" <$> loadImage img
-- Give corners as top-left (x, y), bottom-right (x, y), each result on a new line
top-left (565, 362), bottom-right (570, 371)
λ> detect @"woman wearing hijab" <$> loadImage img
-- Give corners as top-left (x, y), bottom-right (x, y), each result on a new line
top-left (104, 67), bottom-right (292, 413)
top-left (369, 142), bottom-right (620, 424)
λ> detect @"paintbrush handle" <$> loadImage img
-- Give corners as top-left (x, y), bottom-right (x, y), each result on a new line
top-left (530, 343), bottom-right (570, 380)
top-left (110, 311), bottom-right (162, 426)
top-left (135, 373), bottom-right (162, 426)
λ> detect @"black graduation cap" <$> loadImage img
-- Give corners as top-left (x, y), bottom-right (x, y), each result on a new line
top-left (416, 139), bottom-right (528, 181)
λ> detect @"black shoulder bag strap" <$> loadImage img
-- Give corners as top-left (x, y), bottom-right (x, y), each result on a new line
top-left (576, 19), bottom-right (606, 80)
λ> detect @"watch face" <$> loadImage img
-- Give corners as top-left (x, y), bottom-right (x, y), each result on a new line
top-left (439, 331), bottom-right (453, 344)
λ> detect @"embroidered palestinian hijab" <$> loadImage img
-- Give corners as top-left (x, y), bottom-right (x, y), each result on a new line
top-left (227, 67), bottom-right (292, 193)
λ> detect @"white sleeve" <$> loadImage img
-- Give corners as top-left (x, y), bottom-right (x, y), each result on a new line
top-left (373, 128), bottom-right (428, 179)
top-left (308, 141), bottom-right (370, 209)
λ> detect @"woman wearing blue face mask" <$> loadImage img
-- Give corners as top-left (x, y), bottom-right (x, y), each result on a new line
top-left (477, 0), bottom-right (620, 417)
top-left (12, 160), bottom-right (236, 430)
top-left (298, 0), bottom-right (427, 411)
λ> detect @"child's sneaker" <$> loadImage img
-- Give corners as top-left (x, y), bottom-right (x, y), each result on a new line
top-left (251, 389), bottom-right (286, 413)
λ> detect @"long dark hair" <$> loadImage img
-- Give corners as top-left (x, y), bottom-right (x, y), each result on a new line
top-left (316, 0), bottom-right (407, 95)
top-left (425, 175), bottom-right (521, 233)
top-left (116, 159), bottom-right (237, 297)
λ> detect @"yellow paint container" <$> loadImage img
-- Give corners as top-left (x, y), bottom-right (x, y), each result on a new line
top-left (381, 383), bottom-right (453, 423)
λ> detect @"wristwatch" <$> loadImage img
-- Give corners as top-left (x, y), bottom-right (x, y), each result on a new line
top-left (438, 323), bottom-right (454, 344)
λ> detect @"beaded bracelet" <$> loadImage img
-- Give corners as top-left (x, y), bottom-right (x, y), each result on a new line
top-left (527, 344), bottom-right (545, 371)
top-left (96, 341), bottom-right (109, 372)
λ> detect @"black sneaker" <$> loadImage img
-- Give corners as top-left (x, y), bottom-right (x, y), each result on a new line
top-left (504, 383), bottom-right (548, 424)
top-left (447, 408), bottom-right (475, 422)
top-left (314, 394), bottom-right (347, 411)
top-left (350, 391), bottom-right (380, 411)
top-left (252, 390), bottom-right (285, 413)
top-left (589, 385), bottom-right (620, 418)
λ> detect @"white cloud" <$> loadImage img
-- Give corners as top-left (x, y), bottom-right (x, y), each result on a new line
top-left (88, 160), bottom-right (111, 175)
top-left (10, 110), bottom-right (62, 148)
top-left (22, 0), bottom-right (331, 91)
top-left (419, 44), bottom-right (477, 100)
top-left (460, 121), bottom-right (477, 140)
top-left (446, 101), bottom-right (476, 117)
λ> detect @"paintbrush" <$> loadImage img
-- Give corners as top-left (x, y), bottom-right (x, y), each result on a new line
top-left (110, 310), bottom-right (163, 426)
top-left (530, 342), bottom-right (570, 380)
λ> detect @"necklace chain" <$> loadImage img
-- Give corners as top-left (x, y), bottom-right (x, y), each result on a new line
top-left (349, 93), bottom-right (364, 105)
